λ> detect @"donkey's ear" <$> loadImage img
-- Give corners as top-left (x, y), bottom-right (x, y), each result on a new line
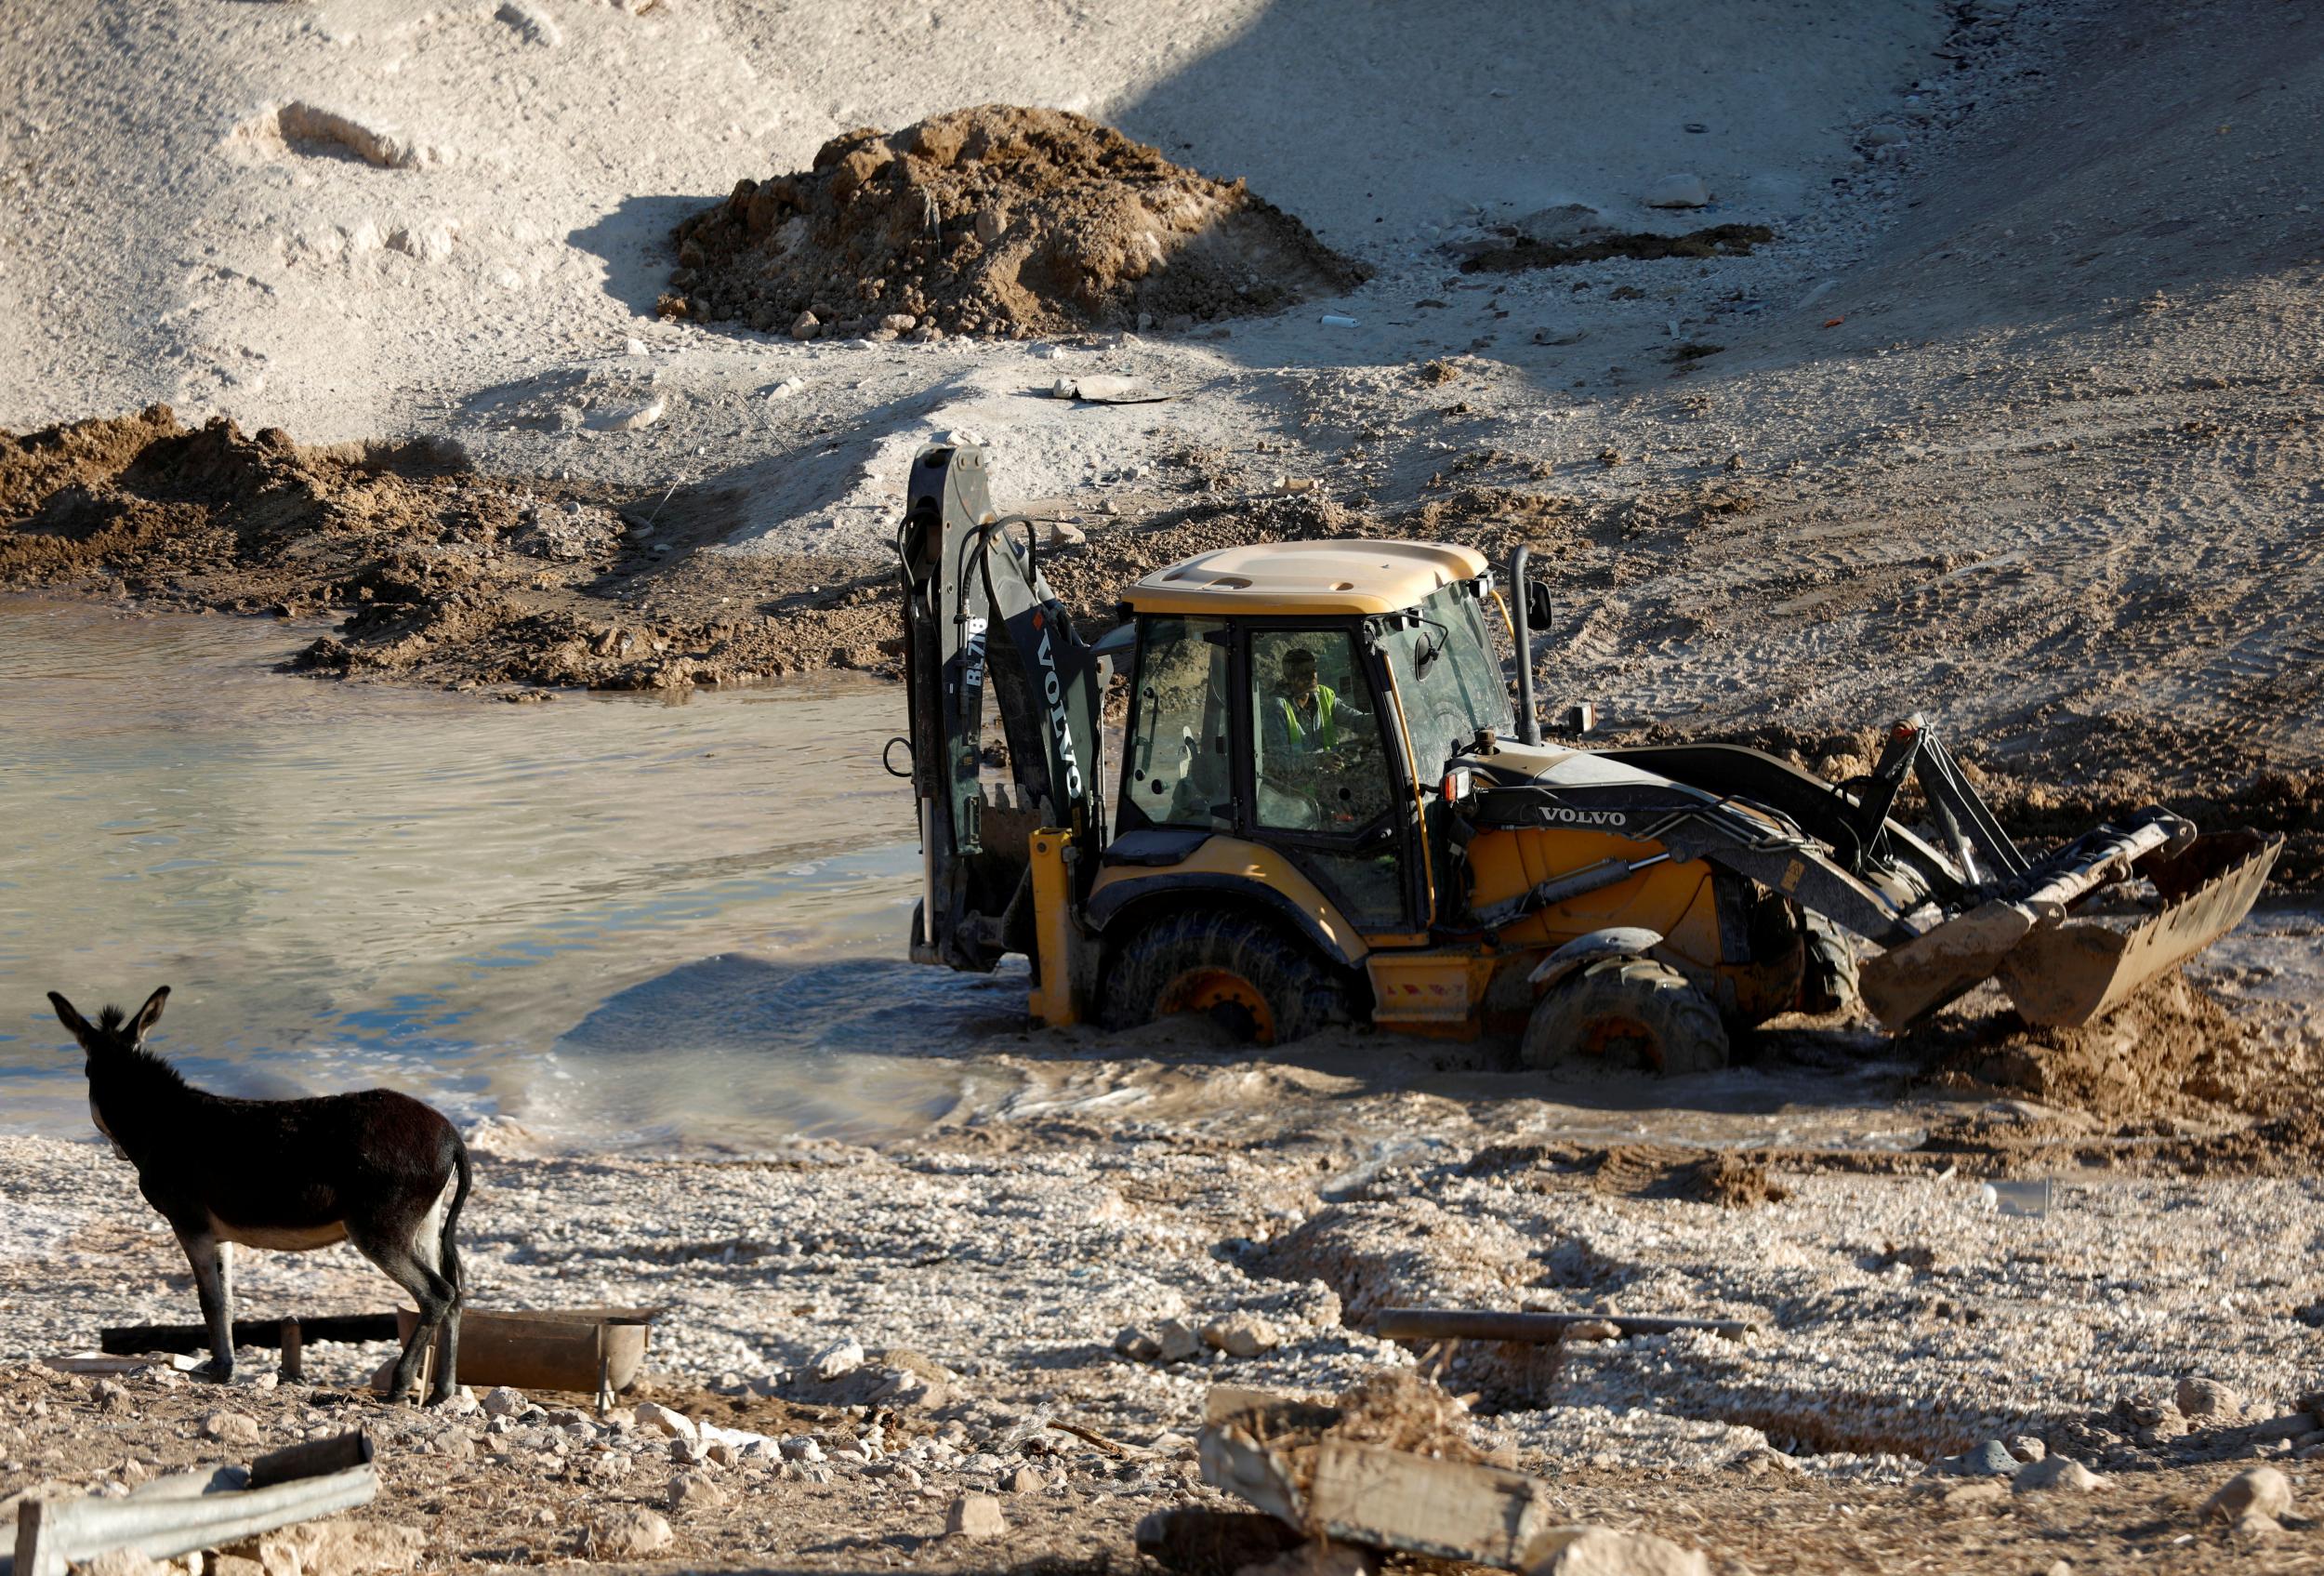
top-left (47, 990), bottom-right (95, 1045)
top-left (130, 987), bottom-right (170, 1042)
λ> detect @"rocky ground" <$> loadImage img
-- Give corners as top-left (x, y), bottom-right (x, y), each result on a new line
top-left (5, 951), bottom-right (2323, 1572)
top-left (7, 0), bottom-right (2324, 1570)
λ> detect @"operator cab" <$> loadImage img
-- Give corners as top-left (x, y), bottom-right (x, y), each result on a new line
top-left (1112, 541), bottom-right (1514, 934)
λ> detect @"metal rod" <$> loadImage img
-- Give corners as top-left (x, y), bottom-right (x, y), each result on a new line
top-left (249, 1432), bottom-right (373, 1493)
top-left (278, 1319), bottom-right (302, 1384)
top-left (1511, 547), bottom-right (1541, 746)
top-left (101, 1315), bottom-right (401, 1355)
top-left (1374, 1307), bottom-right (1754, 1344)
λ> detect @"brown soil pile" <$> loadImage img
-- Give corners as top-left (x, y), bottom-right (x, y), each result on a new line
top-left (0, 407), bottom-right (895, 694)
top-left (1325, 1369), bottom-right (1486, 1463)
top-left (667, 105), bottom-right (1367, 340)
top-left (1908, 973), bottom-right (2248, 1115)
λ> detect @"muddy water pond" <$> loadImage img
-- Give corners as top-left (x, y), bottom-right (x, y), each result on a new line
top-left (0, 598), bottom-right (1023, 1146)
top-left (3, 600), bottom-right (1967, 1158)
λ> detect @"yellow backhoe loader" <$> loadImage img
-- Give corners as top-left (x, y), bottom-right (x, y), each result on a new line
top-left (891, 445), bottom-right (2278, 1069)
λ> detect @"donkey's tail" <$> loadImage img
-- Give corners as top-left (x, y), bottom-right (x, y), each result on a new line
top-left (440, 1136), bottom-right (473, 1301)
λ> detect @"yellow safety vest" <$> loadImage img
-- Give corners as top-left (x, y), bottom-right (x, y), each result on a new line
top-left (1278, 686), bottom-right (1340, 750)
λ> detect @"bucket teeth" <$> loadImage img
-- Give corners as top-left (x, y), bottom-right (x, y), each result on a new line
top-left (1859, 831), bottom-right (2282, 1031)
top-left (1997, 834), bottom-right (2282, 1026)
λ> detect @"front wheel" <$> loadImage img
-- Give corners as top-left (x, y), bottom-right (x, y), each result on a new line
top-left (1521, 958), bottom-right (1730, 1075)
top-left (1797, 912), bottom-right (1860, 1016)
top-left (1099, 911), bottom-right (1353, 1046)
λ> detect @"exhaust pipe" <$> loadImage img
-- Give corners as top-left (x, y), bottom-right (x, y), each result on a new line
top-left (1511, 546), bottom-right (1541, 746)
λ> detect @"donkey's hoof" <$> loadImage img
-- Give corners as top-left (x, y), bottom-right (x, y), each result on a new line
top-left (191, 1358), bottom-right (234, 1384)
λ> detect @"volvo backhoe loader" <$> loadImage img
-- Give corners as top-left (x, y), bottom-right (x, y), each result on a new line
top-left (892, 444), bottom-right (2278, 1069)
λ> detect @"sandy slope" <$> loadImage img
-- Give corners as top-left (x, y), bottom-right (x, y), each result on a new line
top-left (7, 0), bottom-right (2317, 815)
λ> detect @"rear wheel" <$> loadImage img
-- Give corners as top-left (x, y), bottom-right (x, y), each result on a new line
top-left (1099, 910), bottom-right (1353, 1046)
top-left (1798, 912), bottom-right (1860, 1015)
top-left (1521, 958), bottom-right (1730, 1075)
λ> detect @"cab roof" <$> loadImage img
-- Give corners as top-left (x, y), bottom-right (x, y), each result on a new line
top-left (1122, 539), bottom-right (1489, 617)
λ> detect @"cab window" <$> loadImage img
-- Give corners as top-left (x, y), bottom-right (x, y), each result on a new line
top-left (1382, 586), bottom-right (1515, 774)
top-left (1248, 629), bottom-right (1394, 830)
top-left (1124, 616), bottom-right (1231, 828)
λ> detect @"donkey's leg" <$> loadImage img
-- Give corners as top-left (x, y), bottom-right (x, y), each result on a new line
top-left (178, 1229), bottom-right (235, 1383)
top-left (428, 1184), bottom-right (465, 1406)
top-left (429, 1250), bottom-right (463, 1407)
top-left (349, 1225), bottom-right (456, 1405)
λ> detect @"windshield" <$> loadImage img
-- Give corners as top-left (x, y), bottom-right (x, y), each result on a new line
top-left (1381, 583), bottom-right (1515, 770)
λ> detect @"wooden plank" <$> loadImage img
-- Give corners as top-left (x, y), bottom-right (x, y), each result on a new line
top-left (1374, 1307), bottom-right (1754, 1344)
top-left (1304, 1437), bottom-right (1560, 1567)
top-left (14, 1464), bottom-right (375, 1576)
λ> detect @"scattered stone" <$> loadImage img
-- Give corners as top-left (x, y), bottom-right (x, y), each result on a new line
top-left (1642, 174), bottom-right (1710, 209)
top-left (586, 1507), bottom-right (674, 1560)
top-left (1128, 1318), bottom-right (1202, 1362)
top-left (1934, 1439), bottom-right (2017, 1477)
top-left (1199, 1312), bottom-right (1280, 1357)
top-left (479, 1386), bottom-right (528, 1418)
top-left (668, 1470), bottom-right (730, 1512)
top-left (633, 1401), bottom-right (698, 1442)
top-left (1043, 522), bottom-right (1087, 550)
top-left (782, 1437), bottom-right (824, 1462)
top-left (84, 1551), bottom-right (173, 1576)
top-left (2177, 1376), bottom-right (2243, 1421)
top-left (201, 1410), bottom-right (261, 1447)
top-left (809, 1337), bottom-right (865, 1380)
top-left (254, 1520), bottom-right (426, 1576)
top-left (1537, 1527), bottom-right (1710, 1576)
top-left (2014, 1456), bottom-right (2106, 1494)
top-left (2006, 1435), bottom-right (2047, 1463)
top-left (945, 1492), bottom-right (1008, 1538)
top-left (1006, 1465), bottom-right (1046, 1493)
top-left (789, 311), bottom-right (821, 341)
top-left (2203, 1465), bottom-right (2291, 1522)
top-left (1862, 123), bottom-right (1909, 147)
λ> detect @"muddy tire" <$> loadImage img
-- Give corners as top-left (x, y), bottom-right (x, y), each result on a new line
top-left (1798, 912), bottom-right (1860, 1016)
top-left (1099, 910), bottom-right (1353, 1046)
top-left (1520, 958), bottom-right (1730, 1075)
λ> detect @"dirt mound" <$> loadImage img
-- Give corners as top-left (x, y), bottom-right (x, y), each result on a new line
top-left (0, 408), bottom-right (899, 694)
top-left (1907, 973), bottom-right (2255, 1119)
top-left (1327, 1369), bottom-right (1486, 1463)
top-left (667, 105), bottom-right (1367, 340)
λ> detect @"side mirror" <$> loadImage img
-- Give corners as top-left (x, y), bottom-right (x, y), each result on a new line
top-left (1525, 581), bottom-right (1553, 630)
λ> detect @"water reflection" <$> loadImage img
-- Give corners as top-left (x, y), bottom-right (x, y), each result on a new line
top-left (0, 599), bottom-right (935, 1145)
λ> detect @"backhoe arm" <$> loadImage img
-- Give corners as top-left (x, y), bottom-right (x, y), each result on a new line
top-left (896, 444), bottom-right (1105, 972)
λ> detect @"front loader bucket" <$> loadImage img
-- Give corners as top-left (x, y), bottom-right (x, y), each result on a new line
top-left (1996, 830), bottom-right (2282, 1026)
top-left (1861, 829), bottom-right (2281, 1030)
